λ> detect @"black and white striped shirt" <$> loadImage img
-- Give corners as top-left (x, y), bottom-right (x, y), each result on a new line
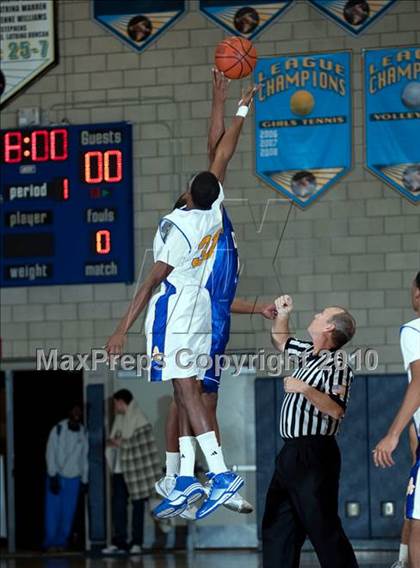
top-left (279, 337), bottom-right (353, 439)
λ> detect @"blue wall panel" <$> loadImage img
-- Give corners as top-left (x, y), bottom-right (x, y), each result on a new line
top-left (336, 375), bottom-right (370, 538)
top-left (86, 384), bottom-right (106, 546)
top-left (255, 377), bottom-right (277, 540)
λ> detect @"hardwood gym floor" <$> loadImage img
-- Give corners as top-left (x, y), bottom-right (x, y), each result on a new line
top-left (0, 550), bottom-right (398, 567)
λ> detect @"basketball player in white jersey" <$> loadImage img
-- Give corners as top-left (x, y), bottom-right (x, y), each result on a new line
top-left (106, 83), bottom-right (259, 520)
top-left (155, 69), bottom-right (277, 519)
top-left (373, 271), bottom-right (420, 568)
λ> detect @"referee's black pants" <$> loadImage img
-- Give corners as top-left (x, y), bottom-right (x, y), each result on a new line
top-left (262, 435), bottom-right (358, 568)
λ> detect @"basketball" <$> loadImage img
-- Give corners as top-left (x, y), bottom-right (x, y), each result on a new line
top-left (214, 37), bottom-right (257, 80)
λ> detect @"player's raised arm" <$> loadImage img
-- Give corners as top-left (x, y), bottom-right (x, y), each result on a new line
top-left (105, 261), bottom-right (173, 356)
top-left (208, 69), bottom-right (229, 165)
top-left (210, 84), bottom-right (259, 183)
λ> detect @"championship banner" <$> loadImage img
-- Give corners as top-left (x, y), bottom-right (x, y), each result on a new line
top-left (199, 1), bottom-right (294, 39)
top-left (0, 0), bottom-right (57, 109)
top-left (307, 0), bottom-right (398, 36)
top-left (364, 47), bottom-right (420, 203)
top-left (255, 52), bottom-right (352, 208)
top-left (92, 0), bottom-right (186, 53)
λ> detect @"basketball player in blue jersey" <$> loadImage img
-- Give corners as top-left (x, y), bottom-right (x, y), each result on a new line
top-left (373, 271), bottom-right (420, 568)
top-left (155, 70), bottom-right (277, 518)
top-left (106, 79), bottom-right (260, 520)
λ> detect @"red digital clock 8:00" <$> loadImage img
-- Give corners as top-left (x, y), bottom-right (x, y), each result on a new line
top-left (4, 129), bottom-right (68, 162)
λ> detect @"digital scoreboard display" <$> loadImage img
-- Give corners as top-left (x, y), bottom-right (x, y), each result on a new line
top-left (0, 122), bottom-right (134, 287)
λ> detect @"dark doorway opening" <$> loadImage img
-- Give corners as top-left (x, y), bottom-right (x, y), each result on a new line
top-left (0, 371), bottom-right (6, 551)
top-left (13, 370), bottom-right (85, 551)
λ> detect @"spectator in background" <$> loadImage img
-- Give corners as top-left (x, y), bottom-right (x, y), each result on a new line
top-left (44, 404), bottom-right (88, 552)
top-left (102, 389), bottom-right (161, 556)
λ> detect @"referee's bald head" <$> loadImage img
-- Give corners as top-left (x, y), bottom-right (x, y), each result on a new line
top-left (309, 306), bottom-right (356, 350)
top-left (328, 307), bottom-right (356, 349)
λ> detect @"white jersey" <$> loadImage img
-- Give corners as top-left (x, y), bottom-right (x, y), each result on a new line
top-left (145, 183), bottom-right (224, 382)
top-left (152, 183), bottom-right (224, 290)
top-left (400, 317), bottom-right (420, 435)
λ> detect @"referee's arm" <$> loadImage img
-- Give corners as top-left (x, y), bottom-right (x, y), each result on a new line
top-left (284, 377), bottom-right (345, 421)
top-left (272, 295), bottom-right (293, 351)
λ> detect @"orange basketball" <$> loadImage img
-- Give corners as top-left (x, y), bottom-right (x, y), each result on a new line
top-left (214, 37), bottom-right (257, 80)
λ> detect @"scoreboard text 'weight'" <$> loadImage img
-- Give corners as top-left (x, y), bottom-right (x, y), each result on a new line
top-left (0, 122), bottom-right (134, 287)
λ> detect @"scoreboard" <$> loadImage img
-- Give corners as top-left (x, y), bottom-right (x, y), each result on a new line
top-left (0, 122), bottom-right (134, 287)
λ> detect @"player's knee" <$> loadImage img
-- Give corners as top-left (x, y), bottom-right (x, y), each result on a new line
top-left (173, 378), bottom-right (199, 405)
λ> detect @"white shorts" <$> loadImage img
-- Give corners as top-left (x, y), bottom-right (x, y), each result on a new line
top-left (406, 442), bottom-right (420, 520)
top-left (145, 281), bottom-right (212, 382)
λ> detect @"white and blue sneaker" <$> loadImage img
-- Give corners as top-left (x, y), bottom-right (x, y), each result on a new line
top-left (196, 471), bottom-right (244, 519)
top-left (155, 475), bottom-right (176, 498)
top-left (153, 475), bottom-right (205, 519)
top-left (202, 473), bottom-right (253, 514)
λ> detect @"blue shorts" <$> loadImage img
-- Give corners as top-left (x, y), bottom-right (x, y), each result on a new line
top-left (202, 316), bottom-right (230, 394)
top-left (406, 440), bottom-right (420, 520)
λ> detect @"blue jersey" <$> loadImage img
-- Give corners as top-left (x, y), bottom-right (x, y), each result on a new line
top-left (203, 207), bottom-right (239, 392)
top-left (205, 207), bottom-right (239, 322)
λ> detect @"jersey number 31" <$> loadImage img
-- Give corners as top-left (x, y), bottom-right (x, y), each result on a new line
top-left (192, 230), bottom-right (221, 267)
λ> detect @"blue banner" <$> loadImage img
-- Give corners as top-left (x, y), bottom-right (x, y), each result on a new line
top-left (364, 47), bottom-right (420, 203)
top-left (92, 0), bottom-right (185, 53)
top-left (307, 0), bottom-right (398, 36)
top-left (255, 52), bottom-right (352, 208)
top-left (199, 1), bottom-right (294, 39)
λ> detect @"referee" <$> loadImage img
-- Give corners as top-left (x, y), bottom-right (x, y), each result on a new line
top-left (262, 294), bottom-right (358, 568)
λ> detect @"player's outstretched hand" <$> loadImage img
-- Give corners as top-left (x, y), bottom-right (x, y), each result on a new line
top-left (372, 433), bottom-right (398, 468)
top-left (239, 84), bottom-right (261, 109)
top-left (105, 332), bottom-right (126, 358)
top-left (274, 295), bottom-right (293, 317)
top-left (261, 303), bottom-right (278, 320)
top-left (212, 67), bottom-right (230, 101)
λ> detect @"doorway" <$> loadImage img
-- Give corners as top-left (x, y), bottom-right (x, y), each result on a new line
top-left (0, 371), bottom-right (6, 551)
top-left (12, 369), bottom-right (84, 551)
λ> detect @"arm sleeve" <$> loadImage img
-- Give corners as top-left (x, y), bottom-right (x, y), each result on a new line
top-left (45, 427), bottom-right (58, 477)
top-left (155, 221), bottom-right (191, 268)
top-left (325, 364), bottom-right (353, 410)
top-left (285, 337), bottom-right (313, 360)
top-left (400, 326), bottom-right (420, 370)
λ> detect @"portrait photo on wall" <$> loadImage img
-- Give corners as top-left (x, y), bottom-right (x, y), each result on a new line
top-left (199, 1), bottom-right (294, 40)
top-left (92, 0), bottom-right (186, 53)
top-left (126, 15), bottom-right (153, 43)
top-left (307, 0), bottom-right (398, 36)
top-left (402, 165), bottom-right (420, 195)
